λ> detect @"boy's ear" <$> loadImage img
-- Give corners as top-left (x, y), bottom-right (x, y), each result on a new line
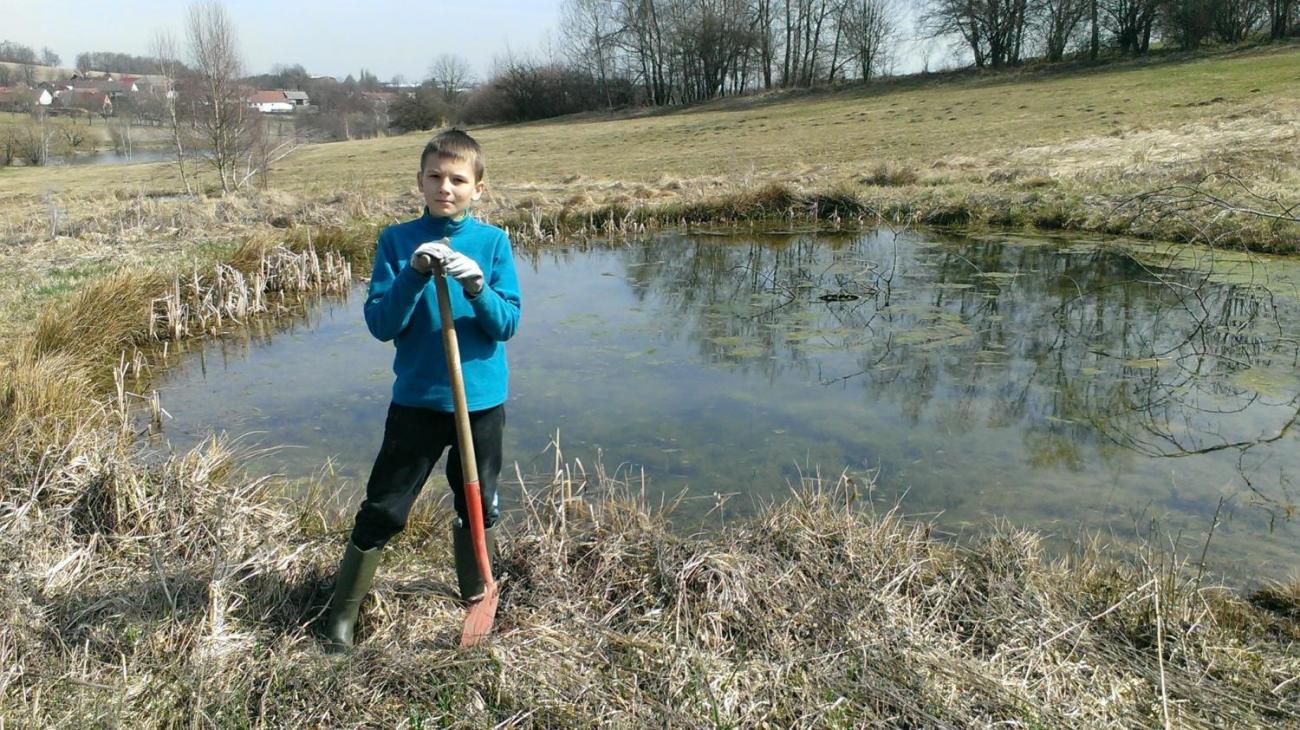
top-left (415, 169), bottom-right (425, 192)
top-left (472, 181), bottom-right (484, 201)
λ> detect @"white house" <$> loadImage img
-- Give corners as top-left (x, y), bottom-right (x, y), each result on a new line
top-left (249, 89), bottom-right (294, 113)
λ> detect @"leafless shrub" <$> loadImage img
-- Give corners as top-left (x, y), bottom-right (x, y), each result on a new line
top-left (1121, 170), bottom-right (1300, 251)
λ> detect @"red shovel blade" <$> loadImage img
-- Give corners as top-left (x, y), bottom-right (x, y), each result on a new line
top-left (459, 478), bottom-right (498, 647)
top-left (460, 582), bottom-right (500, 647)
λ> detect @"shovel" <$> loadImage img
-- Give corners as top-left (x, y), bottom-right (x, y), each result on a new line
top-left (427, 252), bottom-right (500, 646)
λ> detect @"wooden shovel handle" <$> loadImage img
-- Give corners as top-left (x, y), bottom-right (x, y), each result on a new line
top-left (433, 266), bottom-right (494, 587)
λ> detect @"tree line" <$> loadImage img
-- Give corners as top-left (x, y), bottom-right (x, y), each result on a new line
top-left (0, 40), bottom-right (61, 68)
top-left (326, 0), bottom-right (1299, 129)
top-left (74, 51), bottom-right (175, 75)
top-left (458, 0), bottom-right (1295, 123)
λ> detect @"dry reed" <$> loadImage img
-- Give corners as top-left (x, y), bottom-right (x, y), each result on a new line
top-left (2, 426), bottom-right (1298, 727)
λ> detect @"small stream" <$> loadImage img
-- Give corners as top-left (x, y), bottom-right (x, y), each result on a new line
top-left (151, 229), bottom-right (1300, 579)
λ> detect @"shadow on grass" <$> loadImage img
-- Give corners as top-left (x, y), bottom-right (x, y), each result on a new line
top-left (41, 561), bottom-right (339, 663)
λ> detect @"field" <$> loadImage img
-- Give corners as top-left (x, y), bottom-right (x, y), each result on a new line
top-left (5, 45), bottom-right (1299, 197)
top-left (0, 44), bottom-right (1296, 333)
top-left (1, 44), bottom-right (1299, 726)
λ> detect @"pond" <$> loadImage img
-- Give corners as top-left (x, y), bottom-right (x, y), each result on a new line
top-left (48, 148), bottom-right (175, 166)
top-left (152, 229), bottom-right (1300, 579)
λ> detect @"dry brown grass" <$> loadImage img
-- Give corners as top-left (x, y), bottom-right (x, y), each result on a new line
top-left (3, 47), bottom-right (1297, 246)
top-left (860, 160), bottom-right (922, 187)
top-left (2, 421), bottom-right (1298, 727)
top-left (31, 268), bottom-right (166, 364)
top-left (2, 46), bottom-right (1300, 727)
top-left (0, 228), bottom-right (1295, 724)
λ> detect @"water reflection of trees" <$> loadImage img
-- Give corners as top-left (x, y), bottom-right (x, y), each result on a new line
top-left (613, 231), bottom-right (1300, 514)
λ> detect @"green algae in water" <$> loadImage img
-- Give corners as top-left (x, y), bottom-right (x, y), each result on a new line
top-left (1230, 366), bottom-right (1298, 399)
top-left (1122, 357), bottom-right (1168, 369)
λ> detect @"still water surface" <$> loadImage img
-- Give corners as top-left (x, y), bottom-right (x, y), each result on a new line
top-left (154, 230), bottom-right (1300, 578)
top-left (49, 148), bottom-right (174, 166)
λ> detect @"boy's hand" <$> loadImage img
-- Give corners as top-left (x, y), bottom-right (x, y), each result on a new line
top-left (442, 252), bottom-right (484, 296)
top-left (410, 240), bottom-right (452, 275)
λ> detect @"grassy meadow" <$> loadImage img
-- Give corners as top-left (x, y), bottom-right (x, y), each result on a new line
top-left (2, 44), bottom-right (1297, 335)
top-left (1, 44), bottom-right (1299, 726)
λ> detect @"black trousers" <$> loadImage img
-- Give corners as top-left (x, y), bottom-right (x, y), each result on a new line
top-left (349, 402), bottom-right (504, 551)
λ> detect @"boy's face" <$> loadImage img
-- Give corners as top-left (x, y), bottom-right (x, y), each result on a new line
top-left (417, 154), bottom-right (483, 219)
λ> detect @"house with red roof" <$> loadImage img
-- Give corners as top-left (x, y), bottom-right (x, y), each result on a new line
top-left (69, 77), bottom-right (138, 98)
top-left (249, 89), bottom-right (295, 113)
top-left (52, 88), bottom-right (113, 116)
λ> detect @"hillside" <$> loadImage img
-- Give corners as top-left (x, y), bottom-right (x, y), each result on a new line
top-left (0, 60), bottom-right (165, 85)
top-left (0, 45), bottom-right (1293, 197)
top-left (0, 44), bottom-right (1294, 262)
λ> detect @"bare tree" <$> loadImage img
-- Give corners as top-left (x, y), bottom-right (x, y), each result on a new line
top-left (754, 0), bottom-right (779, 88)
top-left (1162, 0), bottom-right (1215, 48)
top-left (1213, 0), bottom-right (1266, 42)
top-left (841, 0), bottom-right (898, 80)
top-left (561, 0), bottom-right (621, 106)
top-left (1090, 0), bottom-right (1101, 58)
top-left (40, 47), bottom-right (61, 67)
top-left (1267, 0), bottom-right (1296, 37)
top-left (186, 0), bottom-right (252, 192)
top-left (152, 29), bottom-right (193, 195)
top-left (1039, 0), bottom-right (1091, 60)
top-left (920, 0), bottom-right (1032, 68)
top-left (666, 0), bottom-right (759, 101)
top-left (780, 0), bottom-right (839, 86)
top-left (1101, 0), bottom-right (1160, 53)
top-left (618, 0), bottom-right (673, 104)
top-left (428, 54), bottom-right (474, 101)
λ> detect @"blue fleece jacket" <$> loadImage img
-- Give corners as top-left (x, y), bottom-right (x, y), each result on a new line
top-left (364, 210), bottom-right (522, 412)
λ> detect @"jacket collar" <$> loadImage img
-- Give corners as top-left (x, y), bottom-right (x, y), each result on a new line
top-left (421, 208), bottom-right (472, 238)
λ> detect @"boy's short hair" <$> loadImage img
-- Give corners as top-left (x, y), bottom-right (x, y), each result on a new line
top-left (420, 129), bottom-right (485, 181)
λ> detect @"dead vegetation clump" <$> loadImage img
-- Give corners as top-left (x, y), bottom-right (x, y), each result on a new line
top-left (2, 428), bottom-right (1299, 727)
top-left (2, 234), bottom-right (356, 455)
top-left (860, 160), bottom-right (921, 187)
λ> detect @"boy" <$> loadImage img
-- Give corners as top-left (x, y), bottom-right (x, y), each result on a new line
top-left (323, 129), bottom-right (522, 652)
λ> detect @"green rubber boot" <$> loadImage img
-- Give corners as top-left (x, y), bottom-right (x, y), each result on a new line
top-left (323, 541), bottom-right (382, 653)
top-left (452, 521), bottom-right (497, 602)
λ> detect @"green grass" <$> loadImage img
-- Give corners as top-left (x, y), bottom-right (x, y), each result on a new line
top-left (29, 263), bottom-right (104, 299)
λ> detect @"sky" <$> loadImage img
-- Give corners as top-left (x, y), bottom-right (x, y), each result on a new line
top-left (3, 0), bottom-right (566, 82)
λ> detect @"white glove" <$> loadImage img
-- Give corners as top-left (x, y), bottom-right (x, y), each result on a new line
top-left (442, 251), bottom-right (485, 296)
top-left (410, 239), bottom-right (452, 275)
